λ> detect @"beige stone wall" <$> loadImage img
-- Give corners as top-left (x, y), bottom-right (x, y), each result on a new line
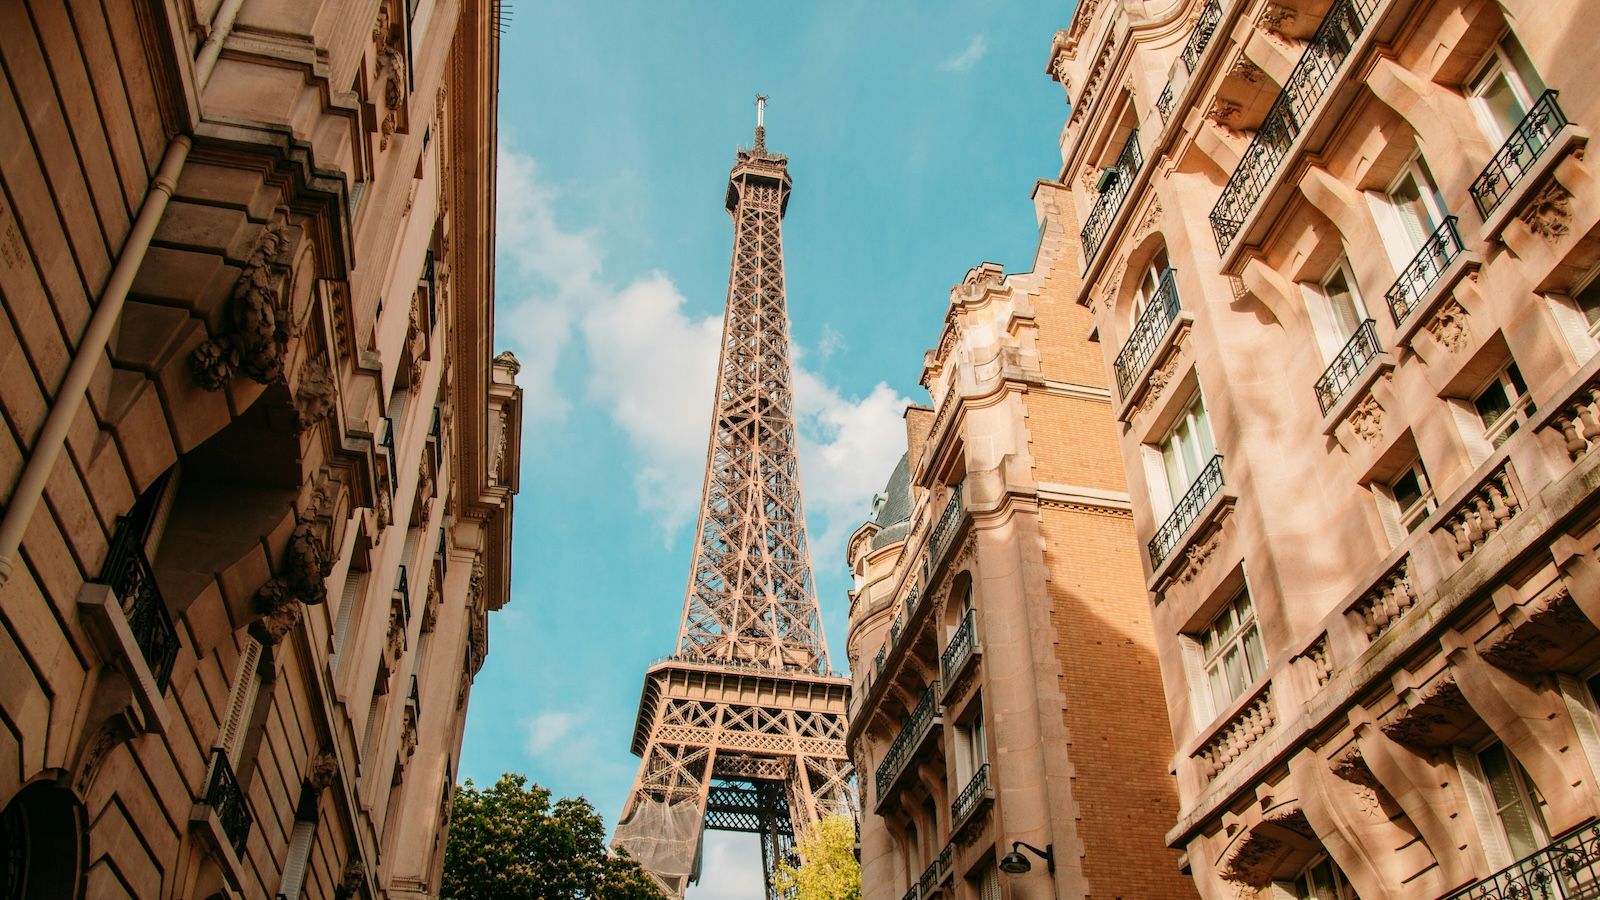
top-left (0, 0), bottom-right (519, 897)
top-left (1050, 0), bottom-right (1600, 896)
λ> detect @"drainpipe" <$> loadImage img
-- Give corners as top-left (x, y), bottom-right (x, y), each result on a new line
top-left (0, 0), bottom-right (252, 588)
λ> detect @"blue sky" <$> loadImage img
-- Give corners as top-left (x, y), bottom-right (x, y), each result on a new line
top-left (462, 2), bottom-right (1074, 894)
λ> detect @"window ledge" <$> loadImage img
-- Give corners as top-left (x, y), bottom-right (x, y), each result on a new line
top-left (78, 583), bottom-right (170, 735)
top-left (190, 803), bottom-right (248, 892)
top-left (1115, 313), bottom-right (1195, 426)
top-left (1391, 252), bottom-right (1483, 351)
top-left (1319, 354), bottom-right (1396, 438)
top-left (1477, 124), bottom-right (1589, 243)
top-left (1148, 491), bottom-right (1237, 593)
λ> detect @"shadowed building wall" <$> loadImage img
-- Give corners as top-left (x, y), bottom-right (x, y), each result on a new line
top-left (0, 0), bottom-right (520, 896)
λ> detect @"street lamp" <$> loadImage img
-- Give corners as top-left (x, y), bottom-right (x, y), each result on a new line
top-left (999, 841), bottom-right (1054, 875)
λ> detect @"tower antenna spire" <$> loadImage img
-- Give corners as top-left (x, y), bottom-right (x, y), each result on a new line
top-left (754, 94), bottom-right (767, 151)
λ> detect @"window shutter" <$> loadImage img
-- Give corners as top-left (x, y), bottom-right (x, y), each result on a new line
top-left (1181, 636), bottom-right (1212, 726)
top-left (335, 571), bottom-right (368, 655)
top-left (279, 819), bottom-right (316, 899)
top-left (1557, 673), bottom-right (1600, 796)
top-left (221, 638), bottom-right (264, 764)
top-left (1453, 745), bottom-right (1512, 870)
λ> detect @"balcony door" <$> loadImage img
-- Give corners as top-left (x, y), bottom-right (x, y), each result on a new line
top-left (1377, 155), bottom-right (1450, 273)
top-left (1157, 392), bottom-right (1217, 511)
top-left (1130, 247), bottom-right (1173, 325)
top-left (1305, 257), bottom-right (1369, 361)
top-left (1467, 35), bottom-right (1546, 145)
top-left (1461, 740), bottom-right (1552, 870)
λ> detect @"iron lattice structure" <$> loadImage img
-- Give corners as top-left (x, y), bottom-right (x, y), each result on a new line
top-left (614, 108), bottom-right (855, 899)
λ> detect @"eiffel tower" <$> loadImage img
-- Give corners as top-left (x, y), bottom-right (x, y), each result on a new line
top-left (613, 99), bottom-right (855, 899)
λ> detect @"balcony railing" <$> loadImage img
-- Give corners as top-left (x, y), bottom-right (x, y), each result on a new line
top-left (940, 609), bottom-right (978, 686)
top-left (428, 406), bottom-right (443, 468)
top-left (923, 483), bottom-right (965, 583)
top-left (1209, 0), bottom-right (1378, 253)
top-left (875, 681), bottom-right (940, 799)
top-left (422, 249), bottom-right (437, 326)
top-left (1081, 129), bottom-right (1143, 265)
top-left (204, 749), bottom-right (253, 856)
top-left (919, 857), bottom-right (942, 895)
top-left (1385, 217), bottom-right (1464, 326)
top-left (1443, 819), bottom-right (1600, 899)
top-left (951, 763), bottom-right (991, 826)
top-left (380, 415), bottom-right (398, 487)
top-left (395, 565), bottom-right (412, 623)
top-left (1156, 83), bottom-right (1176, 124)
top-left (1149, 455), bottom-right (1224, 567)
top-left (901, 887), bottom-right (919, 900)
top-left (1470, 90), bottom-right (1569, 218)
top-left (1113, 268), bottom-right (1182, 399)
top-left (1314, 319), bottom-right (1381, 414)
top-left (1179, 0), bottom-right (1224, 73)
top-left (94, 516), bottom-right (179, 692)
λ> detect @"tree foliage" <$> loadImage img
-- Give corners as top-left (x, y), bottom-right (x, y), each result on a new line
top-left (441, 773), bottom-right (663, 899)
top-left (772, 815), bottom-right (861, 900)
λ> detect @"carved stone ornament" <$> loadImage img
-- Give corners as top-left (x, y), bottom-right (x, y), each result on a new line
top-left (1518, 180), bottom-right (1574, 241)
top-left (253, 520), bottom-right (332, 614)
top-left (489, 408), bottom-right (509, 485)
top-left (258, 598), bottom-right (304, 644)
top-left (1346, 393), bottom-right (1384, 445)
top-left (401, 715), bottom-right (418, 761)
top-left (295, 356), bottom-right (337, 431)
top-left (376, 8), bottom-right (407, 151)
top-left (1132, 199), bottom-right (1164, 244)
top-left (192, 222), bottom-right (293, 390)
top-left (386, 608), bottom-right (405, 658)
top-left (468, 559), bottom-right (486, 608)
top-left (1206, 99), bottom-right (1245, 138)
top-left (468, 613), bottom-right (487, 674)
top-left (1424, 299), bottom-right (1471, 352)
top-left (307, 751), bottom-right (339, 791)
top-left (337, 858), bottom-right (365, 896)
top-left (1229, 57), bottom-right (1266, 85)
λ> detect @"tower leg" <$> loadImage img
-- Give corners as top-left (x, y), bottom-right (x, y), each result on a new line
top-left (613, 740), bottom-right (717, 899)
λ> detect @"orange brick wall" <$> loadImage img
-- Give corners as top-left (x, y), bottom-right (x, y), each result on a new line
top-left (1040, 503), bottom-right (1194, 900)
top-left (1025, 392), bottom-right (1130, 493)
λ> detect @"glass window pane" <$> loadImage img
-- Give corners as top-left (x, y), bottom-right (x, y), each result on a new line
top-left (1223, 646), bottom-right (1246, 697)
top-left (1389, 171), bottom-right (1434, 250)
top-left (1242, 625), bottom-right (1266, 682)
top-left (1162, 442), bottom-right (1185, 506)
top-left (1576, 278), bottom-right (1600, 328)
top-left (1473, 68), bottom-right (1528, 141)
top-left (1475, 380), bottom-right (1513, 430)
top-left (1324, 266), bottom-right (1363, 337)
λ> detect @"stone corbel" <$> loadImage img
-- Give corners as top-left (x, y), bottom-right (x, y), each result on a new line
top-left (1441, 629), bottom-right (1599, 827)
top-left (1551, 533), bottom-right (1600, 629)
top-left (1238, 256), bottom-right (1295, 329)
top-left (192, 219), bottom-right (297, 390)
top-left (1348, 707), bottom-right (1480, 886)
top-left (1298, 166), bottom-right (1377, 248)
top-left (1289, 747), bottom-right (1437, 900)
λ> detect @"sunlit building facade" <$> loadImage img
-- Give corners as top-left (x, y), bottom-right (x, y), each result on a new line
top-left (1048, 0), bottom-right (1600, 895)
top-left (0, 0), bottom-right (520, 897)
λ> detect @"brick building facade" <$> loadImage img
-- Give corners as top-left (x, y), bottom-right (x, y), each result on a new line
top-left (0, 0), bottom-right (520, 897)
top-left (844, 215), bottom-right (1197, 896)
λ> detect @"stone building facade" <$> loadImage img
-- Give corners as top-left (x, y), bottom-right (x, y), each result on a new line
top-left (844, 236), bottom-right (1198, 894)
top-left (1047, 0), bottom-right (1600, 896)
top-left (0, 0), bottom-right (520, 897)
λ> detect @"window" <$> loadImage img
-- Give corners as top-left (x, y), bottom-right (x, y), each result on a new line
top-left (1306, 257), bottom-right (1369, 359)
top-left (1198, 588), bottom-right (1266, 714)
top-left (1576, 273), bottom-right (1600, 336)
top-left (1467, 34), bottom-right (1547, 144)
top-left (1131, 247), bottom-right (1172, 324)
top-left (1474, 363), bottom-right (1535, 449)
top-left (1292, 854), bottom-right (1357, 900)
top-left (1157, 393), bottom-right (1217, 508)
top-left (1385, 457), bottom-right (1438, 535)
top-left (1475, 741), bottom-right (1551, 861)
top-left (978, 863), bottom-right (1002, 900)
top-left (279, 818), bottom-right (316, 899)
top-left (1382, 155), bottom-right (1449, 265)
top-left (956, 706), bottom-right (987, 783)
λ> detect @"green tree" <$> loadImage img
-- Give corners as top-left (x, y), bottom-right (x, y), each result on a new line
top-left (772, 815), bottom-right (861, 900)
top-left (442, 773), bottom-right (663, 899)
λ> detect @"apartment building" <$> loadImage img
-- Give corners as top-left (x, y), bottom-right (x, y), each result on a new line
top-left (0, 0), bottom-right (520, 896)
top-left (844, 244), bottom-right (1197, 895)
top-left (1048, 0), bottom-right (1600, 896)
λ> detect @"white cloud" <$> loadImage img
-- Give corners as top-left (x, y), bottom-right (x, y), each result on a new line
top-left (581, 273), bottom-right (724, 541)
top-left (940, 34), bottom-right (988, 72)
top-left (686, 832), bottom-right (766, 900)
top-left (494, 144), bottom-right (606, 421)
top-left (817, 324), bottom-right (845, 360)
top-left (524, 710), bottom-right (581, 756)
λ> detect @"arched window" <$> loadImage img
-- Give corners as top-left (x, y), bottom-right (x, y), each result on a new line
top-left (0, 782), bottom-right (88, 900)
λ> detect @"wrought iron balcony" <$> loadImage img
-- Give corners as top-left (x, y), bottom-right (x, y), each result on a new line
top-left (919, 856), bottom-right (941, 896)
top-left (1081, 129), bottom-right (1143, 265)
top-left (1209, 0), bottom-right (1378, 254)
top-left (901, 886), bottom-right (919, 900)
top-left (1149, 454), bottom-right (1224, 567)
top-left (380, 415), bottom-right (398, 487)
top-left (874, 681), bottom-right (941, 800)
top-left (1179, 0), bottom-right (1224, 74)
top-left (428, 406), bottom-right (443, 468)
top-left (1443, 819), bottom-right (1600, 899)
top-left (1385, 217), bottom-right (1464, 326)
top-left (1470, 90), bottom-right (1569, 218)
top-left (203, 749), bottom-right (253, 856)
top-left (422, 248), bottom-right (437, 326)
top-left (394, 565), bottom-right (411, 623)
top-left (93, 516), bottom-right (179, 692)
top-left (874, 645), bottom-right (887, 676)
top-left (1156, 83), bottom-right (1175, 124)
top-left (940, 608), bottom-right (978, 687)
top-left (1314, 319), bottom-right (1381, 414)
top-left (951, 763), bottom-right (991, 827)
top-left (1113, 268), bottom-right (1182, 399)
top-left (923, 484), bottom-right (965, 583)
